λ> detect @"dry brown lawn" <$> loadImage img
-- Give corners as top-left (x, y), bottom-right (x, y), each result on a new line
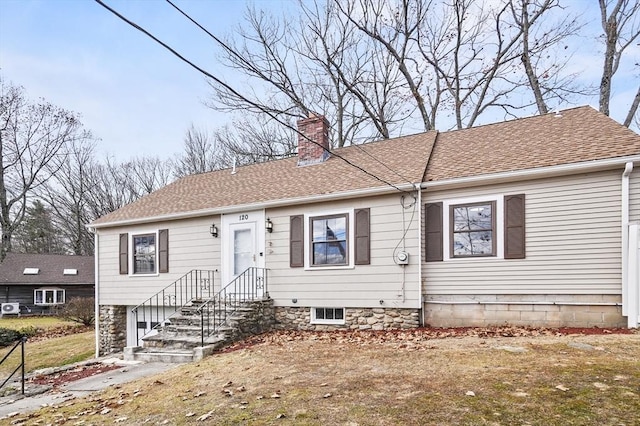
top-left (10, 329), bottom-right (640, 425)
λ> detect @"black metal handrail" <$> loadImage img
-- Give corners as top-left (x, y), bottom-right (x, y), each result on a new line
top-left (0, 336), bottom-right (27, 394)
top-left (197, 267), bottom-right (268, 347)
top-left (132, 269), bottom-right (216, 344)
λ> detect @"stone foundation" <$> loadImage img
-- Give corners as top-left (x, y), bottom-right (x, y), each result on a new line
top-left (275, 307), bottom-right (421, 331)
top-left (424, 295), bottom-right (626, 328)
top-left (226, 299), bottom-right (276, 339)
top-left (98, 305), bottom-right (127, 356)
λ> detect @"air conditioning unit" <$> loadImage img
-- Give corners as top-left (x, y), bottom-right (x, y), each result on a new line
top-left (1, 303), bottom-right (20, 316)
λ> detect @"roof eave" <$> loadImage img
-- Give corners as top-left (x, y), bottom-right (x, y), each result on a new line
top-left (89, 182), bottom-right (419, 230)
top-left (421, 154), bottom-right (640, 191)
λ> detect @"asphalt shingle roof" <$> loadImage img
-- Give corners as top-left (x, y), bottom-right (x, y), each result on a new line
top-left (0, 253), bottom-right (94, 285)
top-left (91, 131), bottom-right (437, 226)
top-left (425, 106), bottom-right (640, 181)
top-left (91, 106), bottom-right (640, 227)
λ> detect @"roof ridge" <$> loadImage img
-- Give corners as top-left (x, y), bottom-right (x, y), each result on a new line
top-left (435, 105), bottom-right (596, 135)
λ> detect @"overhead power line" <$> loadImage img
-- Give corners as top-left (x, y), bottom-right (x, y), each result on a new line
top-left (93, 0), bottom-right (414, 193)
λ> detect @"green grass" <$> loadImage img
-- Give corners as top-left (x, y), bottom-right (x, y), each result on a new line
top-left (0, 316), bottom-right (94, 379)
top-left (0, 332), bottom-right (95, 377)
top-left (0, 316), bottom-right (80, 331)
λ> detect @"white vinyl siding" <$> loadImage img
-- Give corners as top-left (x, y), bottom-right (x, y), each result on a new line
top-left (98, 216), bottom-right (222, 305)
top-left (630, 168), bottom-right (640, 223)
top-left (265, 194), bottom-right (421, 308)
top-left (423, 170), bottom-right (624, 295)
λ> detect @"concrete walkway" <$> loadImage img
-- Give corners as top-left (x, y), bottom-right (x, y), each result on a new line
top-left (0, 358), bottom-right (178, 419)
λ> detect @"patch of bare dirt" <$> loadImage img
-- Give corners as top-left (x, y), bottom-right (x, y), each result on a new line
top-left (28, 363), bottom-right (121, 387)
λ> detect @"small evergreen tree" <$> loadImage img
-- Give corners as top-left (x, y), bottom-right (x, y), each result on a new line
top-left (13, 200), bottom-right (66, 254)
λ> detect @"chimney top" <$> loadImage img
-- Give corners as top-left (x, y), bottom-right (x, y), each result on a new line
top-left (297, 113), bottom-right (330, 166)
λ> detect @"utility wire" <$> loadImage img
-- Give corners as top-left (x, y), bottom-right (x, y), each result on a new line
top-left (165, 0), bottom-right (416, 188)
top-left (94, 0), bottom-right (411, 193)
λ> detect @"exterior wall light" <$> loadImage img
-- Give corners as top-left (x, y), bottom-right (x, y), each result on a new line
top-left (266, 218), bottom-right (273, 233)
top-left (210, 223), bottom-right (218, 238)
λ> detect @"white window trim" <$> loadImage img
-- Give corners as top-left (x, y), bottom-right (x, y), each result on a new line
top-left (34, 288), bottom-right (65, 305)
top-left (304, 209), bottom-right (355, 270)
top-left (129, 229), bottom-right (160, 277)
top-left (310, 307), bottom-right (346, 325)
top-left (442, 195), bottom-right (504, 261)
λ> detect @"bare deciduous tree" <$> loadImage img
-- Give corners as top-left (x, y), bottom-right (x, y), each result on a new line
top-left (214, 118), bottom-right (297, 166)
top-left (203, 0), bottom-right (593, 141)
top-left (86, 154), bottom-right (173, 219)
top-left (173, 124), bottom-right (226, 178)
top-left (598, 0), bottom-right (640, 123)
top-left (39, 137), bottom-right (98, 255)
top-left (0, 79), bottom-right (82, 260)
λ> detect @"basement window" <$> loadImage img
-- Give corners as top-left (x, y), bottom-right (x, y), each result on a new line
top-left (311, 307), bottom-right (345, 325)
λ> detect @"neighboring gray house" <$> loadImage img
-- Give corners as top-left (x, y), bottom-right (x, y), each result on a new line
top-left (0, 253), bottom-right (94, 316)
top-left (90, 106), bottom-right (640, 356)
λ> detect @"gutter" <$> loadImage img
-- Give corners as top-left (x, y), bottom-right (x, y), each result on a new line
top-left (88, 183), bottom-right (418, 230)
top-left (421, 155), bottom-right (640, 191)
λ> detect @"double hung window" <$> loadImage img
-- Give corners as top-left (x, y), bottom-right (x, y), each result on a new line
top-left (450, 202), bottom-right (496, 257)
top-left (311, 214), bottom-right (348, 266)
top-left (133, 233), bottom-right (156, 274)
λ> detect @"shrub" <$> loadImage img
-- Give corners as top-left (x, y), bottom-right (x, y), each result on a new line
top-left (17, 325), bottom-right (40, 338)
top-left (58, 297), bottom-right (95, 327)
top-left (0, 327), bottom-right (22, 347)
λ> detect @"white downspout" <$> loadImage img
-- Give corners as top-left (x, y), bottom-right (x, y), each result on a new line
top-left (93, 230), bottom-right (100, 358)
top-left (415, 184), bottom-right (424, 325)
top-left (622, 162), bottom-right (633, 318)
top-left (628, 224), bottom-right (639, 328)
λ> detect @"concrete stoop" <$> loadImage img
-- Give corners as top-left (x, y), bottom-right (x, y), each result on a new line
top-left (124, 299), bottom-right (274, 363)
top-left (124, 343), bottom-right (223, 363)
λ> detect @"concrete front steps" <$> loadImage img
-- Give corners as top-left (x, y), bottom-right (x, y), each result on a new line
top-left (123, 299), bottom-right (275, 363)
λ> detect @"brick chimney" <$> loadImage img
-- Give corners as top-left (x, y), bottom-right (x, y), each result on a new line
top-left (297, 113), bottom-right (330, 166)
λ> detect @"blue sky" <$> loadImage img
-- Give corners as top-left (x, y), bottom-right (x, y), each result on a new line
top-left (0, 0), bottom-right (276, 160)
top-left (0, 0), bottom-right (638, 162)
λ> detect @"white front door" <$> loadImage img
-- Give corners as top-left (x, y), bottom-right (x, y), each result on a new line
top-left (221, 210), bottom-right (265, 293)
top-left (230, 222), bottom-right (256, 277)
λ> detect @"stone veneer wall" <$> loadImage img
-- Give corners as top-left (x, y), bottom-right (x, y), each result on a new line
top-left (226, 299), bottom-right (276, 339)
top-left (274, 307), bottom-right (421, 331)
top-left (98, 305), bottom-right (127, 356)
top-left (424, 294), bottom-right (626, 328)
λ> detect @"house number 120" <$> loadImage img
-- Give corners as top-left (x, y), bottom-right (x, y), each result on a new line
top-left (239, 214), bottom-right (249, 221)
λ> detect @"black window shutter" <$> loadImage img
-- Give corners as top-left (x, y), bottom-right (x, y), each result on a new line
top-left (425, 202), bottom-right (443, 262)
top-left (290, 215), bottom-right (304, 267)
top-left (119, 233), bottom-right (128, 274)
top-left (504, 194), bottom-right (526, 259)
top-left (354, 208), bottom-right (371, 265)
top-left (159, 229), bottom-right (169, 273)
